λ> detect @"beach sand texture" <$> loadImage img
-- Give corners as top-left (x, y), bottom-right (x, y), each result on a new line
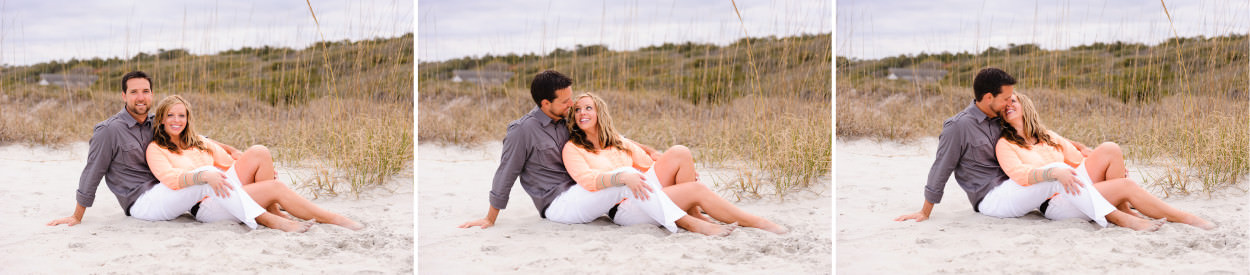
top-left (418, 143), bottom-right (833, 274)
top-left (0, 142), bottom-right (414, 274)
top-left (837, 138), bottom-right (1248, 274)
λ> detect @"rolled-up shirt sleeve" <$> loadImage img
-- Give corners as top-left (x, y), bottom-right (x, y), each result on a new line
top-left (924, 120), bottom-right (966, 204)
top-left (489, 122), bottom-right (530, 210)
top-left (76, 123), bottom-right (117, 208)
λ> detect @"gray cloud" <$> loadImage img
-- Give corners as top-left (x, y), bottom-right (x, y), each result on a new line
top-left (417, 0), bottom-right (831, 62)
top-left (0, 0), bottom-right (412, 66)
top-left (837, 0), bottom-right (1248, 59)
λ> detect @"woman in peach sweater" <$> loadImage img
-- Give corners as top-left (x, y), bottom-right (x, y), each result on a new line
top-left (989, 93), bottom-right (1212, 230)
top-left (557, 92), bottom-right (785, 235)
top-left (144, 95), bottom-right (362, 232)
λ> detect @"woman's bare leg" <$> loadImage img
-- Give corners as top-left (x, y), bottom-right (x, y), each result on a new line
top-left (1095, 178), bottom-right (1215, 229)
top-left (244, 180), bottom-right (364, 230)
top-left (233, 145), bottom-right (278, 185)
top-left (232, 145), bottom-right (285, 217)
top-left (254, 212), bottom-right (312, 233)
top-left (1104, 209), bottom-right (1162, 231)
top-left (1084, 142), bottom-right (1128, 183)
top-left (652, 145), bottom-right (699, 188)
top-left (651, 146), bottom-right (709, 220)
top-left (664, 182), bottom-right (787, 234)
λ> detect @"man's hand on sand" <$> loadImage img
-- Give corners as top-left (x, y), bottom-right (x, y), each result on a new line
top-left (894, 212), bottom-right (929, 222)
top-left (458, 218), bottom-right (494, 229)
top-left (47, 216), bottom-right (81, 227)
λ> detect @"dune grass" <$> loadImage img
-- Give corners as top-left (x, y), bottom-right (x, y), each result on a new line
top-left (0, 33), bottom-right (414, 198)
top-left (836, 78), bottom-right (1248, 196)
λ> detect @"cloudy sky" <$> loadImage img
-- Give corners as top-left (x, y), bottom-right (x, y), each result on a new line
top-left (417, 0), bottom-right (832, 62)
top-left (0, 0), bottom-right (412, 66)
top-left (837, 0), bottom-right (1248, 60)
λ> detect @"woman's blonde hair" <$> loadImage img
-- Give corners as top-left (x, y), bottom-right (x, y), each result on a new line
top-left (567, 92), bottom-right (631, 154)
top-left (1000, 93), bottom-right (1060, 150)
top-left (152, 95), bottom-right (208, 154)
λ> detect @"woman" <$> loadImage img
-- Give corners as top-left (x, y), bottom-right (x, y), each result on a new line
top-left (145, 95), bottom-right (363, 232)
top-left (992, 93), bottom-right (1213, 230)
top-left (560, 92), bottom-right (786, 235)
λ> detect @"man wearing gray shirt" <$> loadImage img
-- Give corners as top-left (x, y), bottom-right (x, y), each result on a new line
top-left (48, 71), bottom-right (161, 226)
top-left (895, 68), bottom-right (1016, 222)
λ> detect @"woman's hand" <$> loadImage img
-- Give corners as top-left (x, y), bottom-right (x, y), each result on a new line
top-left (1051, 167), bottom-right (1084, 195)
top-left (620, 172), bottom-right (652, 200)
top-left (200, 170), bottom-right (232, 198)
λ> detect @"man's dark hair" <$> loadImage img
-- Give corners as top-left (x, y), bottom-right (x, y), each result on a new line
top-left (972, 67), bottom-right (1016, 102)
top-left (121, 71), bottom-right (152, 92)
top-left (530, 70), bottom-right (573, 107)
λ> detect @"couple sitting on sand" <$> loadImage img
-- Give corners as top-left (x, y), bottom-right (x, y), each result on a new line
top-left (895, 68), bottom-right (1214, 231)
top-left (459, 70), bottom-right (787, 236)
top-left (48, 71), bottom-right (362, 232)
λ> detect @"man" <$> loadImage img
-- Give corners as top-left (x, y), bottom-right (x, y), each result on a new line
top-left (47, 71), bottom-right (251, 227)
top-left (894, 67), bottom-right (1017, 222)
top-left (458, 70), bottom-right (726, 235)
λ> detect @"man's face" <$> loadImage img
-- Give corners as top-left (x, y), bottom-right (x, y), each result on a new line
top-left (986, 85), bottom-right (1014, 118)
top-left (123, 78), bottom-right (153, 119)
top-left (543, 87), bottom-right (573, 119)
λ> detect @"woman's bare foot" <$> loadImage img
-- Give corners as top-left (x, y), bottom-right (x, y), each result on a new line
top-left (1123, 217), bottom-right (1164, 232)
top-left (689, 222), bottom-right (735, 237)
top-left (1181, 216), bottom-right (1216, 230)
top-left (755, 219), bottom-right (789, 234)
top-left (273, 219), bottom-right (313, 233)
top-left (329, 216), bottom-right (365, 231)
top-left (677, 216), bottom-right (733, 236)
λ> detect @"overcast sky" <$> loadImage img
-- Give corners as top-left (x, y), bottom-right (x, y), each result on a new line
top-left (837, 0), bottom-right (1248, 60)
top-left (0, 0), bottom-right (412, 66)
top-left (417, 0), bottom-right (832, 62)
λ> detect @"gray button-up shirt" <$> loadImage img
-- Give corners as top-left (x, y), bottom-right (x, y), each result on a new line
top-left (76, 109), bottom-right (159, 216)
top-left (489, 107), bottom-right (577, 218)
top-left (924, 102), bottom-right (1010, 212)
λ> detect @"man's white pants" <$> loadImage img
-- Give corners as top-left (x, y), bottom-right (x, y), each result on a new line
top-left (129, 166), bottom-right (266, 229)
top-left (545, 167), bottom-right (686, 232)
top-left (978, 162), bottom-right (1116, 227)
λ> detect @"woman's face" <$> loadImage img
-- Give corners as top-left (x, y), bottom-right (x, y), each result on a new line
top-left (1004, 95), bottom-right (1023, 125)
top-left (162, 103), bottom-right (188, 137)
top-left (572, 97), bottom-right (598, 133)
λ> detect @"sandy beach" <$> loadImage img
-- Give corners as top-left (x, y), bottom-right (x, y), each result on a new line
top-left (836, 137), bottom-right (1249, 274)
top-left (0, 142), bottom-right (414, 274)
top-left (417, 142), bottom-right (833, 274)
